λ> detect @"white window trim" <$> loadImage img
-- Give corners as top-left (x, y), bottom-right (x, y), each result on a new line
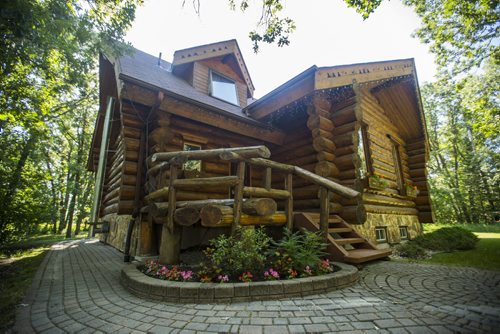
top-left (375, 227), bottom-right (387, 243)
top-left (399, 226), bottom-right (408, 240)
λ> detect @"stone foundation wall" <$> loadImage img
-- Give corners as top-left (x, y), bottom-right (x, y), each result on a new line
top-left (99, 214), bottom-right (139, 254)
top-left (351, 213), bottom-right (422, 247)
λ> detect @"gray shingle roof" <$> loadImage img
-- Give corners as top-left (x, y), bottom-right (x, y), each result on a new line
top-left (116, 48), bottom-right (259, 123)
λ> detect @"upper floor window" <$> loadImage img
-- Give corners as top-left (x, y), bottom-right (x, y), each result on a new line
top-left (389, 135), bottom-right (406, 195)
top-left (357, 124), bottom-right (372, 179)
top-left (209, 70), bottom-right (239, 106)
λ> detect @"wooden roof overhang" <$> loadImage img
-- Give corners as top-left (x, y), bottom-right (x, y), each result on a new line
top-left (87, 54), bottom-right (120, 171)
top-left (316, 59), bottom-right (429, 146)
top-left (247, 59), bottom-right (429, 155)
top-left (118, 75), bottom-right (286, 145)
top-left (172, 39), bottom-right (255, 97)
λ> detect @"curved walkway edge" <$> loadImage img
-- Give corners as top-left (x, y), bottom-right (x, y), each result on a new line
top-left (121, 262), bottom-right (358, 303)
top-left (12, 239), bottom-right (500, 333)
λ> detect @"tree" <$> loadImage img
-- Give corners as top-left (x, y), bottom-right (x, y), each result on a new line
top-left (422, 61), bottom-right (499, 224)
top-left (214, 0), bottom-right (499, 73)
top-left (0, 0), bottom-right (142, 244)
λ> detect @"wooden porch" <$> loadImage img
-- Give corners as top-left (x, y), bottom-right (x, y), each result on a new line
top-left (145, 145), bottom-right (391, 264)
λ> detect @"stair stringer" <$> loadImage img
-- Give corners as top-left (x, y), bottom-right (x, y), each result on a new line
top-left (294, 212), bottom-right (349, 262)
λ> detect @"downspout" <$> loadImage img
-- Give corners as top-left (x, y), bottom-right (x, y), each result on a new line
top-left (89, 97), bottom-right (115, 237)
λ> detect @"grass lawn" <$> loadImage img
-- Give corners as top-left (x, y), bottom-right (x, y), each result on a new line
top-left (405, 223), bottom-right (500, 271)
top-left (422, 238), bottom-right (500, 271)
top-left (0, 234), bottom-right (87, 331)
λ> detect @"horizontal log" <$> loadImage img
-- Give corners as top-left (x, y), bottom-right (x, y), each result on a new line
top-left (247, 158), bottom-right (296, 173)
top-left (243, 186), bottom-right (291, 199)
top-left (242, 198), bottom-right (277, 216)
top-left (292, 199), bottom-right (343, 213)
top-left (151, 145), bottom-right (271, 164)
top-left (316, 151), bottom-right (335, 162)
top-left (332, 132), bottom-right (354, 147)
top-left (362, 193), bottom-right (416, 207)
top-left (334, 145), bottom-right (354, 157)
top-left (173, 176), bottom-right (239, 190)
top-left (364, 204), bottom-right (418, 215)
top-left (312, 136), bottom-right (336, 153)
top-left (293, 185), bottom-right (320, 200)
top-left (315, 161), bottom-right (340, 178)
top-left (123, 126), bottom-right (142, 139)
top-left (294, 166), bottom-right (359, 199)
top-left (307, 114), bottom-right (334, 132)
top-left (201, 210), bottom-right (287, 227)
top-left (174, 207), bottom-right (200, 226)
top-left (334, 154), bottom-right (354, 170)
top-left (409, 168), bottom-right (426, 178)
top-left (333, 121), bottom-right (356, 136)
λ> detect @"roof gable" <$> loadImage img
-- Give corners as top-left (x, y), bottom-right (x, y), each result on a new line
top-left (172, 39), bottom-right (254, 95)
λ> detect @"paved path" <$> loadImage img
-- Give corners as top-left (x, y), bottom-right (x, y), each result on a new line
top-left (13, 239), bottom-right (500, 333)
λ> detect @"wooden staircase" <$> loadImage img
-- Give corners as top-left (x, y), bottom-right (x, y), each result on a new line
top-left (294, 212), bottom-right (392, 264)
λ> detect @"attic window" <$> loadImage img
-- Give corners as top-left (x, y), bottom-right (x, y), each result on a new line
top-left (209, 70), bottom-right (239, 106)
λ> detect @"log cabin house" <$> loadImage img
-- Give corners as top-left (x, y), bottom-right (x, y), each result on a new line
top-left (88, 39), bottom-right (433, 264)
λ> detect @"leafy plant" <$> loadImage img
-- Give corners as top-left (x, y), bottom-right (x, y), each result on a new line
top-left (395, 242), bottom-right (428, 259)
top-left (271, 229), bottom-right (326, 273)
top-left (414, 227), bottom-right (479, 252)
top-left (201, 227), bottom-right (271, 279)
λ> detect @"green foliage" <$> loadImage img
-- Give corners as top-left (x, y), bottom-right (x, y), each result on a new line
top-left (423, 238), bottom-right (500, 271)
top-left (0, 0), bottom-right (142, 244)
top-left (201, 227), bottom-right (272, 279)
top-left (423, 63), bottom-right (499, 225)
top-left (271, 228), bottom-right (327, 273)
top-left (395, 242), bottom-right (427, 259)
top-left (414, 227), bottom-right (479, 252)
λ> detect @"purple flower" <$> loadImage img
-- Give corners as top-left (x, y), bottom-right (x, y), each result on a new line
top-left (217, 274), bottom-right (229, 283)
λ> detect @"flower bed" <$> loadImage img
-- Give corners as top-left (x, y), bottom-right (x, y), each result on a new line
top-left (121, 261), bottom-right (359, 303)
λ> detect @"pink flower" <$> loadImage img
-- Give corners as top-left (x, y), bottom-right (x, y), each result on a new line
top-left (180, 270), bottom-right (193, 281)
top-left (264, 268), bottom-right (280, 280)
top-left (217, 275), bottom-right (229, 283)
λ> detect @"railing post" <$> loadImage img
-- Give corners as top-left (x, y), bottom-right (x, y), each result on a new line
top-left (285, 173), bottom-right (293, 230)
top-left (158, 163), bottom-right (180, 264)
top-left (319, 187), bottom-right (330, 245)
top-left (232, 161), bottom-right (246, 235)
top-left (264, 167), bottom-right (272, 190)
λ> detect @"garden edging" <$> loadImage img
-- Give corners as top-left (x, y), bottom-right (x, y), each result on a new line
top-left (120, 262), bottom-right (359, 303)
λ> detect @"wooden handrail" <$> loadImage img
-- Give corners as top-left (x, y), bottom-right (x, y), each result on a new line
top-left (150, 145), bottom-right (271, 164)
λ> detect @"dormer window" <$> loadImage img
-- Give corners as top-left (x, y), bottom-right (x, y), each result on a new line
top-left (209, 70), bottom-right (239, 106)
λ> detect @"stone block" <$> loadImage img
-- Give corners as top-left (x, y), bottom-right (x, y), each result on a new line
top-left (180, 283), bottom-right (201, 299)
top-left (300, 278), bottom-right (314, 293)
top-left (214, 285), bottom-right (234, 298)
top-left (282, 280), bottom-right (302, 294)
top-left (249, 282), bottom-right (269, 296)
top-left (267, 281), bottom-right (284, 295)
top-left (234, 283), bottom-right (250, 297)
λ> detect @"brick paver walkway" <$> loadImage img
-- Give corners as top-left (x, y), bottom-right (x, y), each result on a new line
top-left (13, 239), bottom-right (500, 333)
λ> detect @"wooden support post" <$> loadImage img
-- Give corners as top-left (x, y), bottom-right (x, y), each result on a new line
top-left (319, 187), bottom-right (330, 245)
top-left (285, 173), bottom-right (293, 230)
top-left (264, 167), bottom-right (272, 190)
top-left (232, 161), bottom-right (245, 235)
top-left (159, 164), bottom-right (180, 264)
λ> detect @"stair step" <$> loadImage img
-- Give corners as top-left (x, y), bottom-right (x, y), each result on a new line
top-left (328, 227), bottom-right (352, 234)
top-left (334, 237), bottom-right (365, 245)
top-left (344, 248), bottom-right (392, 264)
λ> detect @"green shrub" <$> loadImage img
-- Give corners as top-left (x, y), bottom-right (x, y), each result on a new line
top-left (395, 242), bottom-right (427, 259)
top-left (414, 227), bottom-right (479, 252)
top-left (271, 229), bottom-right (327, 273)
top-left (201, 227), bottom-right (271, 280)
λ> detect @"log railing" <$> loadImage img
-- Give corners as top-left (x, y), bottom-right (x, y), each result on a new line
top-left (147, 145), bottom-right (359, 240)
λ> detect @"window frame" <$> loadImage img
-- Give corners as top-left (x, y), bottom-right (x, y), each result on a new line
top-left (208, 70), bottom-right (240, 106)
top-left (388, 135), bottom-right (406, 195)
top-left (399, 226), bottom-right (408, 240)
top-left (182, 142), bottom-right (203, 172)
top-left (357, 123), bottom-right (373, 179)
top-left (375, 227), bottom-right (388, 243)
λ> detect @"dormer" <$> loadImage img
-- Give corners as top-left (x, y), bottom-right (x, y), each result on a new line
top-left (171, 40), bottom-right (254, 107)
